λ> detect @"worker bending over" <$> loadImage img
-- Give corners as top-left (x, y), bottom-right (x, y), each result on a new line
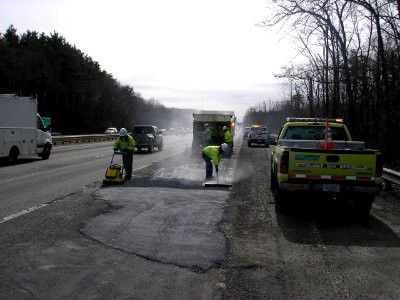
top-left (113, 128), bottom-right (135, 180)
top-left (202, 143), bottom-right (228, 180)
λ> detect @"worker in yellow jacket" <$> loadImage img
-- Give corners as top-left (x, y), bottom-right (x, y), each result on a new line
top-left (223, 126), bottom-right (233, 157)
top-left (203, 123), bottom-right (212, 146)
top-left (113, 128), bottom-right (135, 180)
top-left (202, 143), bottom-right (228, 180)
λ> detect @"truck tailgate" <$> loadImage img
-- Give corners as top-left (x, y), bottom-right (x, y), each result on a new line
top-left (288, 148), bottom-right (377, 179)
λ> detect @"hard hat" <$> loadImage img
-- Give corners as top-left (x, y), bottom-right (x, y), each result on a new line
top-left (204, 123), bottom-right (209, 128)
top-left (221, 143), bottom-right (228, 152)
top-left (223, 126), bottom-right (227, 131)
top-left (119, 128), bottom-right (128, 136)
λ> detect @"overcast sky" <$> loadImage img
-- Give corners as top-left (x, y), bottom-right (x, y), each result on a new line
top-left (0, 0), bottom-right (296, 121)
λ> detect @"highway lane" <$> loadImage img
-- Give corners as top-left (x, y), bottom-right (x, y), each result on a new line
top-left (0, 134), bottom-right (193, 221)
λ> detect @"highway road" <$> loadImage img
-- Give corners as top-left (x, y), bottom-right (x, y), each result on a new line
top-left (0, 133), bottom-right (193, 222)
top-left (1, 131), bottom-right (400, 299)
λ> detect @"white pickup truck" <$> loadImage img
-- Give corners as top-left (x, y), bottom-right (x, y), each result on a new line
top-left (247, 125), bottom-right (273, 148)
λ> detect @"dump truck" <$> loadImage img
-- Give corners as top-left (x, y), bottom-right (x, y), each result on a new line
top-left (270, 118), bottom-right (382, 221)
top-left (0, 94), bottom-right (52, 163)
top-left (192, 111), bottom-right (236, 154)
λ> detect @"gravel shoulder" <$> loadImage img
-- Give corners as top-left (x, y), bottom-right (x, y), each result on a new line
top-left (220, 144), bottom-right (400, 299)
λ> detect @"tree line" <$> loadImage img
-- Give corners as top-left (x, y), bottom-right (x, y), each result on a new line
top-left (0, 25), bottom-right (193, 134)
top-left (244, 0), bottom-right (400, 169)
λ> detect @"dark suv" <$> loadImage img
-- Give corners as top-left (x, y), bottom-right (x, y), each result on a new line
top-left (132, 125), bottom-right (163, 153)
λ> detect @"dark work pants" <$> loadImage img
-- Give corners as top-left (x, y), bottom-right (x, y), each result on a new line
top-left (226, 142), bottom-right (233, 157)
top-left (122, 152), bottom-right (133, 176)
top-left (202, 152), bottom-right (213, 179)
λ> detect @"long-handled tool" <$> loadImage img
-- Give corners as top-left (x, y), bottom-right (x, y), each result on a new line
top-left (204, 165), bottom-right (232, 188)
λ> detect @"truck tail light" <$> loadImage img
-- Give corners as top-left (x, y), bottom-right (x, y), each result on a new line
top-left (375, 153), bottom-right (383, 177)
top-left (279, 151), bottom-right (289, 174)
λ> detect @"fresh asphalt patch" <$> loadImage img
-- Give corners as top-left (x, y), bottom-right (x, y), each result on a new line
top-left (84, 155), bottom-right (236, 271)
top-left (83, 186), bottom-right (228, 271)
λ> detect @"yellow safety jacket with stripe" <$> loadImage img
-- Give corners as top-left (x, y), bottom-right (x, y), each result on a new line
top-left (224, 130), bottom-right (233, 143)
top-left (203, 145), bottom-right (222, 166)
top-left (113, 135), bottom-right (135, 152)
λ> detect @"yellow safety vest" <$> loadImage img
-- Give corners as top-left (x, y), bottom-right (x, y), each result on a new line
top-left (203, 146), bottom-right (222, 166)
top-left (113, 135), bottom-right (135, 152)
top-left (224, 130), bottom-right (233, 143)
top-left (203, 128), bottom-right (211, 141)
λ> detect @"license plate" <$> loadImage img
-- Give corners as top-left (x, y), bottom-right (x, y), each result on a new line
top-left (323, 184), bottom-right (340, 192)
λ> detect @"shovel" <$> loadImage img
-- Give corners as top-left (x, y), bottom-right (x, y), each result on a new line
top-left (204, 166), bottom-right (232, 188)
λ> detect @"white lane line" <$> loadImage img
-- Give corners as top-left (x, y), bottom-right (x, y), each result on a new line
top-left (0, 203), bottom-right (49, 224)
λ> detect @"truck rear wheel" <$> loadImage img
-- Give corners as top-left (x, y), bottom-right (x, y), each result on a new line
top-left (274, 186), bottom-right (289, 213)
top-left (8, 147), bottom-right (19, 164)
top-left (354, 195), bottom-right (374, 224)
top-left (270, 169), bottom-right (277, 191)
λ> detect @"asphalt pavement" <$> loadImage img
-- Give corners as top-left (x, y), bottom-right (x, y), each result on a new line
top-left (1, 137), bottom-right (400, 299)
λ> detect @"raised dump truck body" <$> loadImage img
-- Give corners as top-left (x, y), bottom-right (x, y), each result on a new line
top-left (192, 111), bottom-right (236, 153)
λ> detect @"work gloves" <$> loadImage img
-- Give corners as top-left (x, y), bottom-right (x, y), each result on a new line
top-left (114, 149), bottom-right (133, 155)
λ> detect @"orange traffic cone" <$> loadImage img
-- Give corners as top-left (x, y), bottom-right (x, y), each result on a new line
top-left (320, 121), bottom-right (334, 150)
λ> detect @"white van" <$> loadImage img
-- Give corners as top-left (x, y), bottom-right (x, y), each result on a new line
top-left (0, 94), bottom-right (52, 163)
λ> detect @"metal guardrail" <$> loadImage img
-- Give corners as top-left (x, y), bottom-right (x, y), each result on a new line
top-left (383, 167), bottom-right (400, 190)
top-left (52, 134), bottom-right (117, 146)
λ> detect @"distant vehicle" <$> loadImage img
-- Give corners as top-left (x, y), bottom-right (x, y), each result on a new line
top-left (132, 125), bottom-right (163, 153)
top-left (243, 127), bottom-right (251, 139)
top-left (105, 127), bottom-right (118, 134)
top-left (248, 125), bottom-right (271, 147)
top-left (269, 134), bottom-right (278, 145)
top-left (192, 111), bottom-right (236, 154)
top-left (0, 94), bottom-right (52, 163)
